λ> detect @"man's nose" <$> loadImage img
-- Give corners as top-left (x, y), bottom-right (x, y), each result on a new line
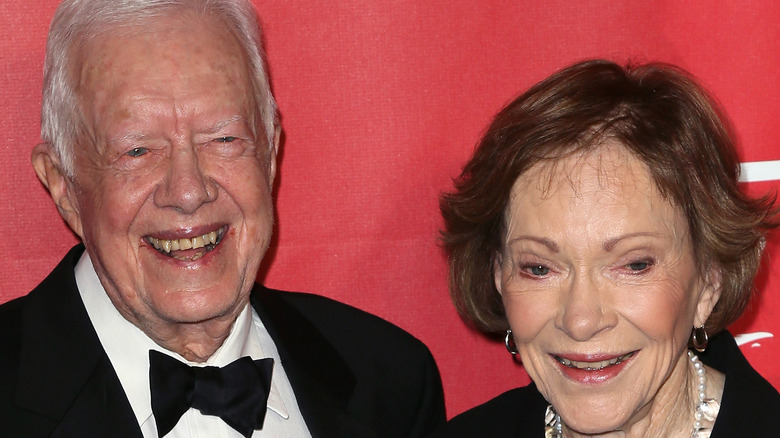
top-left (154, 146), bottom-right (217, 214)
top-left (555, 271), bottom-right (617, 342)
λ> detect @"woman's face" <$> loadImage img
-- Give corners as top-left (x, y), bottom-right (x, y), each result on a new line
top-left (496, 142), bottom-right (720, 434)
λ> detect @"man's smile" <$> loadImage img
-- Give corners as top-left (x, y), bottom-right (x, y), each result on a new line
top-left (145, 225), bottom-right (227, 261)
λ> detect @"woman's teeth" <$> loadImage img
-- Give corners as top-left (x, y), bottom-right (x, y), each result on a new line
top-left (556, 351), bottom-right (635, 371)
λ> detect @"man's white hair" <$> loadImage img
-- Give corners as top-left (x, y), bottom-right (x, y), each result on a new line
top-left (41, 0), bottom-right (278, 177)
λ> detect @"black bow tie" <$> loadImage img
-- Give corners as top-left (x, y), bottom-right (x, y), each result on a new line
top-left (149, 350), bottom-right (274, 438)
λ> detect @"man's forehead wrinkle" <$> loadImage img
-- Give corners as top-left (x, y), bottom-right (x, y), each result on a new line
top-left (80, 49), bottom-right (248, 127)
top-left (203, 115), bottom-right (248, 133)
top-left (76, 37), bottom-right (143, 140)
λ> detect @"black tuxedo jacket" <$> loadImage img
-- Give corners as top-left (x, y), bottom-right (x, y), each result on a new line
top-left (0, 246), bottom-right (445, 437)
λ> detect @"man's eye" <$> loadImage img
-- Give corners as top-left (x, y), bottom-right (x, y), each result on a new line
top-left (126, 147), bottom-right (148, 157)
top-left (524, 265), bottom-right (550, 276)
top-left (215, 136), bottom-right (238, 143)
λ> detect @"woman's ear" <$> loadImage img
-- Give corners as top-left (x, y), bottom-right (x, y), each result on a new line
top-left (694, 265), bottom-right (723, 327)
top-left (32, 143), bottom-right (84, 238)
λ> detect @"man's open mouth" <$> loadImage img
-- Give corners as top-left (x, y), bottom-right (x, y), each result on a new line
top-left (145, 225), bottom-right (227, 261)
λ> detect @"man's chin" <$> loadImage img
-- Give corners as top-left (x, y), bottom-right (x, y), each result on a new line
top-left (146, 288), bottom-right (247, 325)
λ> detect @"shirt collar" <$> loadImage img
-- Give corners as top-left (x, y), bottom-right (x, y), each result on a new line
top-left (74, 252), bottom-right (289, 428)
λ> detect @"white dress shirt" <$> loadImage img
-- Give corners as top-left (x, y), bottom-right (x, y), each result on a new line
top-left (75, 252), bottom-right (312, 438)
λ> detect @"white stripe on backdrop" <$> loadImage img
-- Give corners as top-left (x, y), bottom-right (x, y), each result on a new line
top-left (740, 160), bottom-right (780, 183)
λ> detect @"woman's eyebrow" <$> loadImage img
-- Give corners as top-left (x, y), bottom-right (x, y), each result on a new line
top-left (507, 235), bottom-right (559, 252)
top-left (602, 232), bottom-right (662, 251)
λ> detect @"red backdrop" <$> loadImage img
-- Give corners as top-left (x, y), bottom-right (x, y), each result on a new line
top-left (1, 1), bottom-right (778, 418)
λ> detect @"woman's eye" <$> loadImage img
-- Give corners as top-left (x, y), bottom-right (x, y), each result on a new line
top-left (215, 136), bottom-right (238, 143)
top-left (626, 261), bottom-right (652, 271)
top-left (524, 265), bottom-right (550, 276)
top-left (126, 147), bottom-right (148, 157)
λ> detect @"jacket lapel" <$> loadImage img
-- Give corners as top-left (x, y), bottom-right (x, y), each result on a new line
top-left (251, 287), bottom-right (380, 437)
top-left (15, 246), bottom-right (142, 438)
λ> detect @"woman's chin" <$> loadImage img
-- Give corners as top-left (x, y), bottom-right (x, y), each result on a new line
top-left (553, 399), bottom-right (636, 436)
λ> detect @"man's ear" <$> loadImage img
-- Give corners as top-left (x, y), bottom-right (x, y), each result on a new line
top-left (32, 143), bottom-right (84, 238)
top-left (268, 125), bottom-right (280, 185)
top-left (694, 265), bottom-right (723, 327)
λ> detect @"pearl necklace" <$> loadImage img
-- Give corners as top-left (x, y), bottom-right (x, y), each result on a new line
top-left (543, 350), bottom-right (720, 438)
top-left (689, 350), bottom-right (720, 437)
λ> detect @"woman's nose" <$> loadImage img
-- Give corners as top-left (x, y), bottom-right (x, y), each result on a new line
top-left (556, 271), bottom-right (617, 342)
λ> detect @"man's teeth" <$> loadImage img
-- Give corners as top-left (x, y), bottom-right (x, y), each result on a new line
top-left (151, 231), bottom-right (217, 253)
top-left (556, 352), bottom-right (634, 371)
top-left (147, 228), bottom-right (225, 259)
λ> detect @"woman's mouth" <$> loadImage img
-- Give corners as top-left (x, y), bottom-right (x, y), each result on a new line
top-left (554, 351), bottom-right (636, 371)
top-left (145, 225), bottom-right (227, 261)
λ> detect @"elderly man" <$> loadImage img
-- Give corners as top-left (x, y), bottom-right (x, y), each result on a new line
top-left (0, 0), bottom-right (445, 437)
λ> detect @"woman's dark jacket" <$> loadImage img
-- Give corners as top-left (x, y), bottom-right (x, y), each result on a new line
top-left (430, 331), bottom-right (780, 437)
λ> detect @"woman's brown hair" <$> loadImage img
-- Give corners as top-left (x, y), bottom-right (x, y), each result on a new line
top-left (440, 59), bottom-right (778, 335)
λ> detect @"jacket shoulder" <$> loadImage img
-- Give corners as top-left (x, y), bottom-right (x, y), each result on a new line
top-left (264, 289), bottom-right (426, 347)
top-left (0, 246), bottom-right (84, 364)
top-left (0, 294), bottom-right (25, 337)
top-left (703, 331), bottom-right (780, 436)
top-left (253, 287), bottom-right (438, 380)
top-left (431, 385), bottom-right (547, 438)
top-left (0, 295), bottom-right (25, 382)
top-left (252, 286), bottom-right (446, 436)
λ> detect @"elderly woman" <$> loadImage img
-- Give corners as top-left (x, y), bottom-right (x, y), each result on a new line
top-left (435, 60), bottom-right (779, 437)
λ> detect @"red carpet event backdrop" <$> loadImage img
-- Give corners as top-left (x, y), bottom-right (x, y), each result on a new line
top-left (1, 1), bottom-right (778, 418)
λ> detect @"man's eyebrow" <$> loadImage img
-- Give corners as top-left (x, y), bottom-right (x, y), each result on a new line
top-left (106, 115), bottom-right (249, 144)
top-left (506, 235), bottom-right (559, 252)
top-left (208, 115), bottom-right (247, 133)
top-left (107, 130), bottom-right (149, 145)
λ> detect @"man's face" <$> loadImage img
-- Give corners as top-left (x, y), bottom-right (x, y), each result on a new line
top-left (61, 12), bottom-right (276, 334)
